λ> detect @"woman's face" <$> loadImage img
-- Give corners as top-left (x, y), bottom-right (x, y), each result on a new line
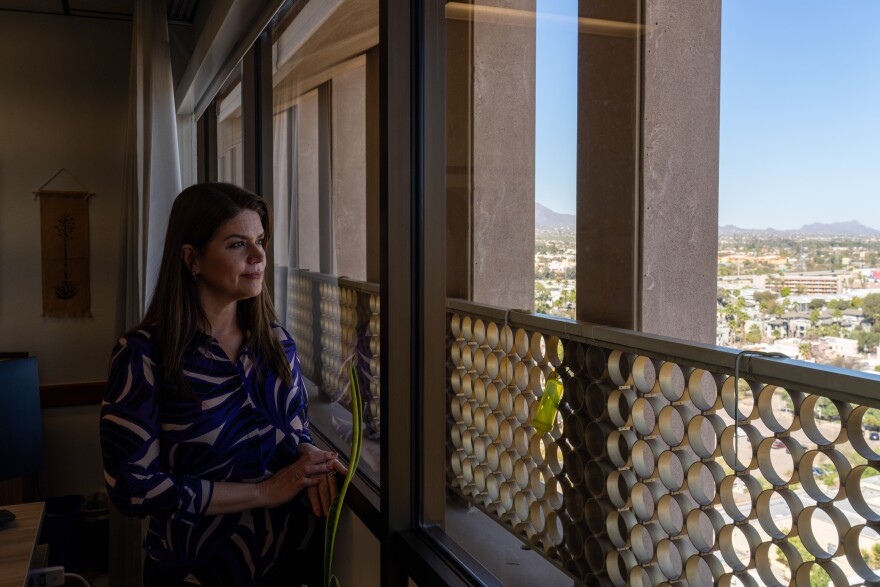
top-left (189, 210), bottom-right (266, 310)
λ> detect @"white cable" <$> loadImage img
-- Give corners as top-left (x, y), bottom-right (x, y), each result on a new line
top-left (63, 573), bottom-right (92, 587)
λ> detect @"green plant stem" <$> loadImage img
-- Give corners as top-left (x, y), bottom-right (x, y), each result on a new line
top-left (323, 361), bottom-right (364, 587)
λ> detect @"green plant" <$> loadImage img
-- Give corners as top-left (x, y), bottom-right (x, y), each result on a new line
top-left (323, 361), bottom-right (364, 587)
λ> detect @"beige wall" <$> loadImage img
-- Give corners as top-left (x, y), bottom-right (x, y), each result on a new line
top-left (0, 11), bottom-right (130, 497)
top-left (333, 505), bottom-right (380, 586)
top-left (0, 11), bottom-right (130, 384)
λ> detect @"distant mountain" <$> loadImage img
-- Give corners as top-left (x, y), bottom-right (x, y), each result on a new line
top-left (720, 220), bottom-right (880, 237)
top-left (536, 202), bottom-right (576, 230)
top-left (798, 220), bottom-right (880, 236)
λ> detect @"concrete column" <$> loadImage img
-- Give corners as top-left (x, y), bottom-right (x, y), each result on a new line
top-left (332, 64), bottom-right (368, 281)
top-left (576, 0), bottom-right (641, 329)
top-left (366, 47), bottom-right (380, 284)
top-left (471, 0), bottom-right (536, 310)
top-left (446, 8), bottom-right (473, 300)
top-left (296, 90), bottom-right (320, 271)
top-left (641, 0), bottom-right (720, 344)
top-left (576, 0), bottom-right (720, 344)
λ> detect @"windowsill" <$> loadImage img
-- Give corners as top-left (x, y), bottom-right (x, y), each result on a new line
top-left (445, 498), bottom-right (574, 586)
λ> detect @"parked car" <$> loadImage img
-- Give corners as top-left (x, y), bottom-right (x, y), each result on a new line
top-left (772, 439), bottom-right (786, 449)
top-left (870, 431), bottom-right (879, 441)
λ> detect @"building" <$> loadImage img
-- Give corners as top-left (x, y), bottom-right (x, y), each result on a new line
top-left (772, 271), bottom-right (847, 295)
top-left (826, 337), bottom-right (860, 357)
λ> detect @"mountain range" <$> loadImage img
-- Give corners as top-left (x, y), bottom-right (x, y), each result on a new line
top-left (536, 203), bottom-right (576, 230)
top-left (719, 220), bottom-right (880, 237)
top-left (536, 203), bottom-right (880, 236)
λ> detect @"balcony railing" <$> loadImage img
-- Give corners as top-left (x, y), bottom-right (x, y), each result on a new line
top-left (288, 269), bottom-right (381, 436)
top-left (287, 269), bottom-right (880, 586)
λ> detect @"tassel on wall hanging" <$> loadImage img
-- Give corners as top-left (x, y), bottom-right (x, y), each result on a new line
top-left (33, 168), bottom-right (93, 318)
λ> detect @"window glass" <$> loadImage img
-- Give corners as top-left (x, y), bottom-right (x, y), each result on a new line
top-left (438, 1), bottom-right (880, 585)
top-left (271, 0), bottom-right (380, 486)
top-left (717, 1), bottom-right (880, 375)
top-left (443, 0), bottom-right (579, 582)
top-left (217, 76), bottom-right (243, 185)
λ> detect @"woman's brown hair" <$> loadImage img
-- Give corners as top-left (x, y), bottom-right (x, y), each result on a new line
top-left (139, 182), bottom-right (291, 395)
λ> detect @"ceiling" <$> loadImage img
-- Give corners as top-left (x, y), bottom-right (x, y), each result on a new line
top-left (0, 0), bottom-right (201, 24)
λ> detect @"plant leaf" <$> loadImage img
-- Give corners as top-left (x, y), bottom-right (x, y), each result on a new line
top-left (323, 360), bottom-right (364, 586)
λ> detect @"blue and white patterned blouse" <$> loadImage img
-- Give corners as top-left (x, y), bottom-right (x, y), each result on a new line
top-left (100, 324), bottom-right (314, 585)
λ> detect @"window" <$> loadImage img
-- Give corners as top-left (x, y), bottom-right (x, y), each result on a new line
top-left (442, 1), bottom-right (580, 581)
top-left (717, 2), bottom-right (880, 374)
top-left (270, 0), bottom-right (381, 487)
top-left (217, 75), bottom-right (244, 186)
top-left (192, 0), bottom-right (761, 583)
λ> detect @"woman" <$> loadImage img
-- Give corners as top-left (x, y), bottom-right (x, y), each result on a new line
top-left (101, 183), bottom-right (345, 586)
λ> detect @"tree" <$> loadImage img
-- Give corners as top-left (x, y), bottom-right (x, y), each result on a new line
top-left (560, 289), bottom-right (576, 309)
top-left (815, 397), bottom-right (837, 421)
top-left (535, 283), bottom-right (552, 314)
top-left (781, 536), bottom-right (828, 587)
top-left (862, 543), bottom-right (880, 572)
top-left (863, 293), bottom-right (880, 321)
top-left (781, 287), bottom-right (791, 297)
top-left (851, 330), bottom-right (880, 353)
top-left (754, 290), bottom-right (777, 304)
top-left (799, 343), bottom-right (813, 360)
top-left (755, 290), bottom-right (778, 315)
top-left (827, 299), bottom-right (850, 312)
top-left (809, 298), bottom-right (826, 310)
top-left (863, 409), bottom-right (880, 430)
top-left (819, 323), bottom-right (842, 338)
top-left (810, 309), bottom-right (821, 326)
top-left (746, 325), bottom-right (762, 344)
top-left (727, 295), bottom-right (749, 343)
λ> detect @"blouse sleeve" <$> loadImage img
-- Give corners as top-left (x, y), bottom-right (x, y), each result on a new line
top-left (277, 326), bottom-right (314, 448)
top-left (100, 334), bottom-right (213, 525)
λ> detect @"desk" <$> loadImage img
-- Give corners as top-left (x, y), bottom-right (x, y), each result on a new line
top-left (0, 502), bottom-right (44, 587)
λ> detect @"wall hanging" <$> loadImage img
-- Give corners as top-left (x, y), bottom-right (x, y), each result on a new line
top-left (33, 168), bottom-right (93, 318)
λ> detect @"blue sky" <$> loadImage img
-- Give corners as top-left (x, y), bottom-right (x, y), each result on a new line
top-left (535, 1), bottom-right (880, 230)
top-left (719, 0), bottom-right (880, 230)
top-left (535, 0), bottom-right (578, 216)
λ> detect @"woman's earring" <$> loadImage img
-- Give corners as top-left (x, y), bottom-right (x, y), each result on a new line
top-left (191, 271), bottom-right (198, 283)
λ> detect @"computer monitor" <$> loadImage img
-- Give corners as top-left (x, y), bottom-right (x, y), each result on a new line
top-left (0, 356), bottom-right (43, 481)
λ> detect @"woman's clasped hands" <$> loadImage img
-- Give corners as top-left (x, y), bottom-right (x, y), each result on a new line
top-left (258, 447), bottom-right (348, 516)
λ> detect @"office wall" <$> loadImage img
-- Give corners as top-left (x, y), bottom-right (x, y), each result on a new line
top-left (0, 11), bottom-right (130, 497)
top-left (0, 11), bottom-right (130, 383)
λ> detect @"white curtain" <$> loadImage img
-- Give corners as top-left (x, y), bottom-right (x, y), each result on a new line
top-left (120, 0), bottom-right (182, 330)
top-left (114, 2), bottom-right (181, 585)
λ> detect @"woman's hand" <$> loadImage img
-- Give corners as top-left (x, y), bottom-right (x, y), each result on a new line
top-left (257, 448), bottom-right (340, 509)
top-left (300, 444), bottom-right (348, 517)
